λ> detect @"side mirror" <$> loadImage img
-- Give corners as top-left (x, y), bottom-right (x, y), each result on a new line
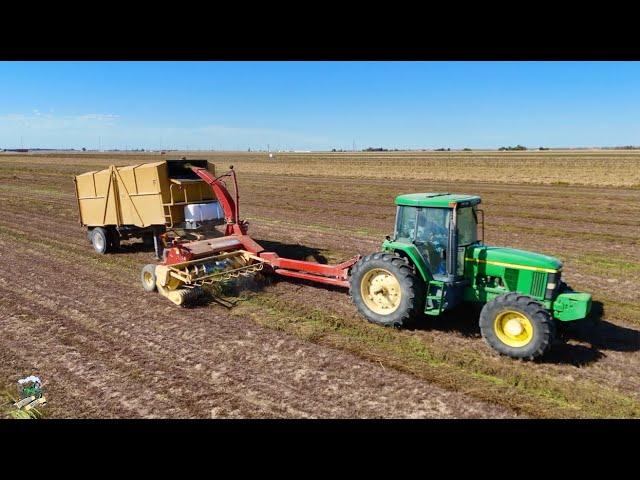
top-left (385, 235), bottom-right (391, 241)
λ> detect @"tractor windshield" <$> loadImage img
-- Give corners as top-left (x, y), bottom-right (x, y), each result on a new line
top-left (457, 206), bottom-right (479, 246)
top-left (395, 206), bottom-right (416, 241)
top-left (395, 206), bottom-right (451, 242)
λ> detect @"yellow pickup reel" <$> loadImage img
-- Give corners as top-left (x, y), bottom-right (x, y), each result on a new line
top-left (141, 250), bottom-right (266, 306)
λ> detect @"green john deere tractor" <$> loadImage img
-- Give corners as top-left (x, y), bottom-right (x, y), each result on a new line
top-left (350, 193), bottom-right (592, 360)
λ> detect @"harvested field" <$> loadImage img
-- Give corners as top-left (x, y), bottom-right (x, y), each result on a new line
top-left (1, 150), bottom-right (639, 418)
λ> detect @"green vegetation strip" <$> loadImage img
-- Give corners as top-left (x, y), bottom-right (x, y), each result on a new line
top-left (0, 183), bottom-right (69, 197)
top-left (574, 252), bottom-right (640, 275)
top-left (497, 224), bottom-right (638, 246)
top-left (230, 292), bottom-right (640, 419)
top-left (249, 215), bottom-right (385, 240)
top-left (594, 298), bottom-right (640, 327)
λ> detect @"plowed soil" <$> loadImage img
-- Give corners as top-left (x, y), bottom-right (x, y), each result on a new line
top-left (1, 151), bottom-right (639, 418)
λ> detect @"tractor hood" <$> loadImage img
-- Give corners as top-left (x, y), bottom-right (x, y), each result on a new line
top-left (465, 245), bottom-right (563, 272)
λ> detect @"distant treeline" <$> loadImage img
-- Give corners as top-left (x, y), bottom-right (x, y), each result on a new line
top-left (499, 145), bottom-right (527, 151)
top-left (2, 148), bottom-right (152, 152)
top-left (601, 145), bottom-right (640, 150)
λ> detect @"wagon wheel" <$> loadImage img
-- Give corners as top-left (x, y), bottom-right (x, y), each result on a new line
top-left (91, 227), bottom-right (109, 254)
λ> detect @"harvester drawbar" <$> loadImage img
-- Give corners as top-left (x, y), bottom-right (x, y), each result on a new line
top-left (140, 165), bottom-right (360, 306)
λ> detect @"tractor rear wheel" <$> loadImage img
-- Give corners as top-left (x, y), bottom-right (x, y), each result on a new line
top-left (349, 252), bottom-right (425, 328)
top-left (91, 227), bottom-right (109, 254)
top-left (141, 264), bottom-right (157, 292)
top-left (479, 292), bottom-right (556, 360)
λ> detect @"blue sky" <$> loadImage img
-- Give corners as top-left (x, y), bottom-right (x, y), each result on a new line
top-left (0, 61), bottom-right (638, 150)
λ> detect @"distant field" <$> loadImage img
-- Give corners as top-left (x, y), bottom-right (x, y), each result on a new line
top-left (2, 149), bottom-right (639, 186)
top-left (1, 151), bottom-right (639, 418)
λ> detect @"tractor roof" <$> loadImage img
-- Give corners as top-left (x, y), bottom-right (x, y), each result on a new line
top-left (395, 193), bottom-right (481, 208)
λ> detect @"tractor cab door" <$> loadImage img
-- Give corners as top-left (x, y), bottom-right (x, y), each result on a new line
top-left (394, 205), bottom-right (451, 280)
top-left (414, 207), bottom-right (450, 280)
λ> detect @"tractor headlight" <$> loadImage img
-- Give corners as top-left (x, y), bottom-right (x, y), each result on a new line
top-left (545, 271), bottom-right (560, 300)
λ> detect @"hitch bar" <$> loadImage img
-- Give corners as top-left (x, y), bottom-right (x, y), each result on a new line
top-left (259, 252), bottom-right (360, 288)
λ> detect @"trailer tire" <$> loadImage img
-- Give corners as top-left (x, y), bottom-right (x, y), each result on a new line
top-left (108, 228), bottom-right (120, 251)
top-left (480, 292), bottom-right (556, 360)
top-left (349, 252), bottom-right (425, 328)
top-left (143, 233), bottom-right (155, 248)
top-left (91, 227), bottom-right (109, 254)
top-left (141, 264), bottom-right (157, 292)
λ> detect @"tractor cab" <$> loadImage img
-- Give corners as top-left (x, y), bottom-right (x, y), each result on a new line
top-left (392, 193), bottom-right (483, 282)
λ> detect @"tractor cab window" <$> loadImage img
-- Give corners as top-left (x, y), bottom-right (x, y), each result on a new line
top-left (395, 206), bottom-right (417, 241)
top-left (457, 206), bottom-right (479, 246)
top-left (415, 207), bottom-right (450, 277)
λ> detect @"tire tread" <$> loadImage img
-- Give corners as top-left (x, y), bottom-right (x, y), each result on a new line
top-left (479, 292), bottom-right (555, 360)
top-left (349, 252), bottom-right (425, 328)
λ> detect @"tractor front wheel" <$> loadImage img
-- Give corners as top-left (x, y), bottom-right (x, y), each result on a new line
top-left (479, 292), bottom-right (556, 360)
top-left (349, 252), bottom-right (425, 328)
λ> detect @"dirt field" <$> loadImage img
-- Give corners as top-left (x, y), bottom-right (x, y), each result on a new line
top-left (1, 150), bottom-right (638, 418)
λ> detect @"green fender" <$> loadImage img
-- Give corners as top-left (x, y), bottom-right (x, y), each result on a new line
top-left (382, 240), bottom-right (433, 283)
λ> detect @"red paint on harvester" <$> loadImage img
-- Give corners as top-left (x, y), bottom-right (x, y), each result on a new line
top-left (160, 165), bottom-right (360, 287)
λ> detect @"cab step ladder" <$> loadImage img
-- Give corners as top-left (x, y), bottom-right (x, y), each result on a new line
top-left (425, 280), bottom-right (446, 316)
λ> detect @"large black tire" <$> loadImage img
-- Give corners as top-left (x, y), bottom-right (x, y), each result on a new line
top-left (479, 292), bottom-right (556, 360)
top-left (349, 252), bottom-right (425, 328)
top-left (141, 264), bottom-right (157, 292)
top-left (107, 228), bottom-right (120, 251)
top-left (90, 227), bottom-right (109, 254)
top-left (143, 233), bottom-right (155, 248)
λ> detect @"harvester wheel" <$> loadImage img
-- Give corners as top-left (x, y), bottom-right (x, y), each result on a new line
top-left (91, 227), bottom-right (109, 254)
top-left (479, 292), bottom-right (556, 360)
top-left (349, 252), bottom-right (425, 328)
top-left (141, 264), bottom-right (157, 292)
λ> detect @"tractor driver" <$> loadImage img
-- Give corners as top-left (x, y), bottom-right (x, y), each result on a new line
top-left (415, 208), bottom-right (449, 276)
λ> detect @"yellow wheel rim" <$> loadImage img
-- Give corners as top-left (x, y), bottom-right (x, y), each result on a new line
top-left (494, 310), bottom-right (534, 348)
top-left (360, 268), bottom-right (402, 315)
top-left (143, 271), bottom-right (155, 289)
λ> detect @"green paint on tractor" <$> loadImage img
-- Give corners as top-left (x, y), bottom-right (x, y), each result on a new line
top-left (351, 192), bottom-right (593, 360)
top-left (395, 192), bottom-right (482, 208)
